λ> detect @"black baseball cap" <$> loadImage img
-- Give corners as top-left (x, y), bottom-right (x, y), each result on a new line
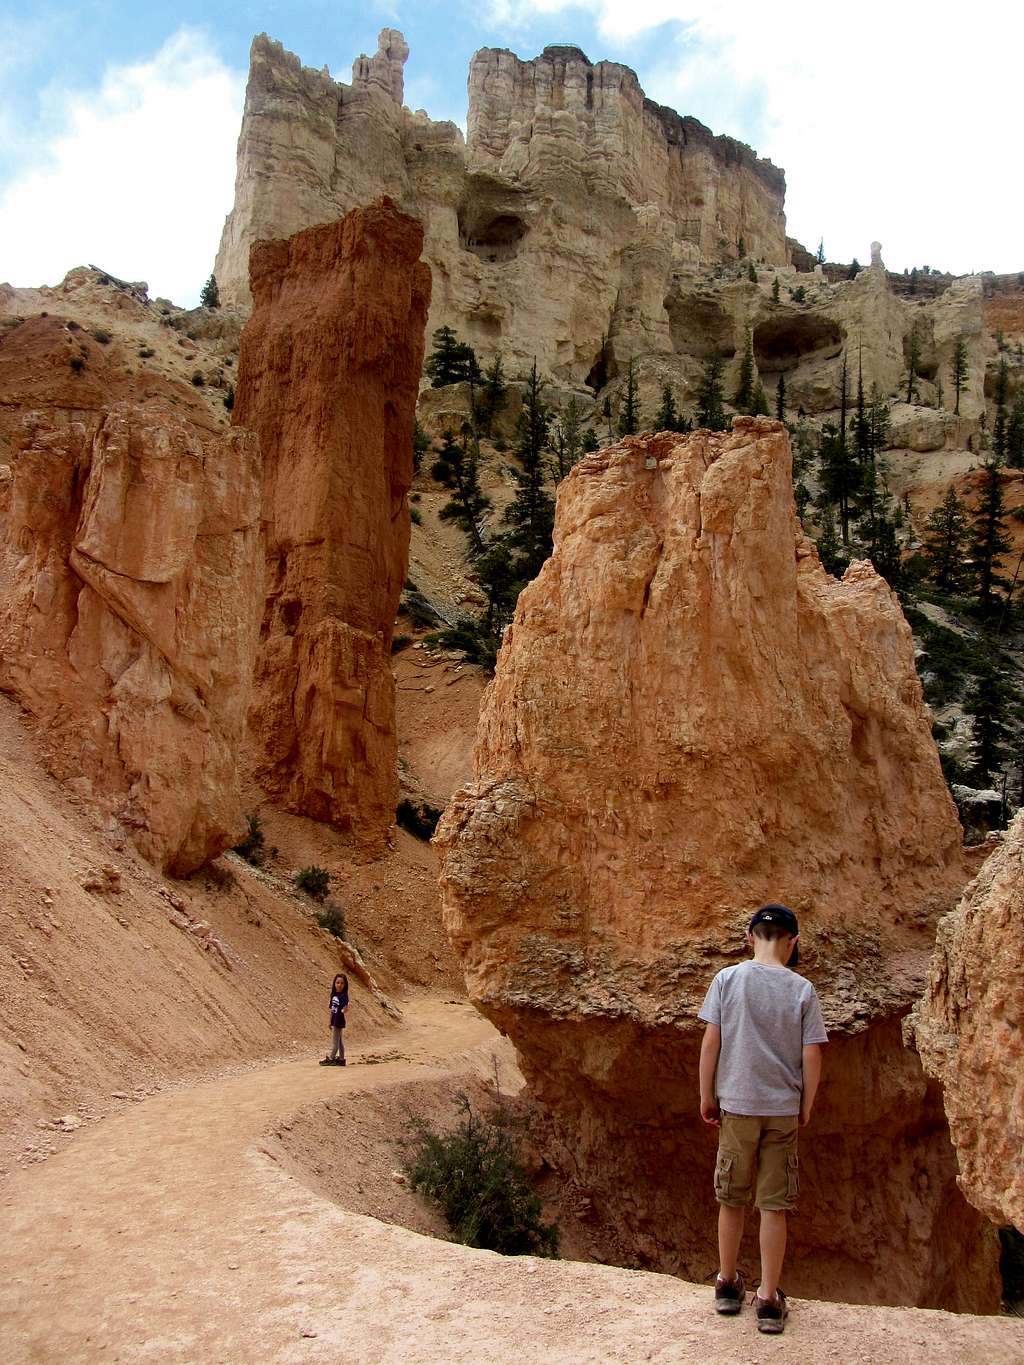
top-left (748, 903), bottom-right (800, 965)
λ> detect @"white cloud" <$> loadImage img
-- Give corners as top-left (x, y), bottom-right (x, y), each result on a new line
top-left (487, 1), bottom-right (1024, 274)
top-left (0, 29), bottom-right (244, 306)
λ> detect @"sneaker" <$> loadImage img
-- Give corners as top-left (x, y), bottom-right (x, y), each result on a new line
top-left (333, 1058), bottom-right (346, 1066)
top-left (318, 1057), bottom-right (333, 1066)
top-left (755, 1289), bottom-right (788, 1334)
top-left (714, 1271), bottom-right (745, 1315)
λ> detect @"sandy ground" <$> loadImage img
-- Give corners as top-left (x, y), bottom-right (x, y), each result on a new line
top-left (2, 996), bottom-right (1022, 1365)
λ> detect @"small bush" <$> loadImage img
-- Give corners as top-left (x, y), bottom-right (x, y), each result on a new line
top-left (410, 492), bottom-right (421, 504)
top-left (401, 589), bottom-right (441, 629)
top-left (315, 900), bottom-right (346, 939)
top-left (92, 328), bottom-right (111, 344)
top-left (410, 507), bottom-right (423, 525)
top-left (223, 384), bottom-right (235, 412)
top-left (191, 370), bottom-right (204, 387)
top-left (232, 812), bottom-right (265, 865)
top-left (396, 799), bottom-right (442, 840)
top-left (69, 355), bottom-right (85, 374)
top-left (294, 864), bottom-right (331, 900)
top-left (138, 346), bottom-right (154, 359)
top-left (66, 320), bottom-right (79, 331)
top-left (403, 1094), bottom-right (558, 1257)
top-left (391, 633), bottom-right (412, 654)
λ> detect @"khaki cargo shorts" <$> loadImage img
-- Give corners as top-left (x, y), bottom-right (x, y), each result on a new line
top-left (714, 1111), bottom-right (799, 1213)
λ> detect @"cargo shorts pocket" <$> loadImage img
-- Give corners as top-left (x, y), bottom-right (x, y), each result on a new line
top-left (714, 1152), bottom-right (734, 1201)
top-left (786, 1153), bottom-right (799, 1202)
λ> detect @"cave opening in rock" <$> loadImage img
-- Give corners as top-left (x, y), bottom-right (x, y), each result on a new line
top-left (753, 314), bottom-right (845, 372)
top-left (458, 212), bottom-right (529, 264)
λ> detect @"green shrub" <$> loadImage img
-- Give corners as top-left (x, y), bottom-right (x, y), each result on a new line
top-left (92, 328), bottom-right (111, 344)
top-left (391, 634), bottom-right (412, 654)
top-left (410, 507), bottom-right (423, 525)
top-left (401, 589), bottom-right (441, 629)
top-left (191, 370), bottom-right (204, 387)
top-left (233, 812), bottom-right (265, 865)
top-left (315, 900), bottom-right (346, 939)
top-left (294, 864), bottom-right (331, 900)
top-left (66, 320), bottom-right (80, 331)
top-left (223, 384), bottom-right (235, 412)
top-left (69, 355), bottom-right (85, 374)
top-left (138, 346), bottom-right (154, 359)
top-left (403, 1094), bottom-right (558, 1257)
top-left (436, 618), bottom-right (500, 672)
top-left (396, 799), bottom-right (442, 840)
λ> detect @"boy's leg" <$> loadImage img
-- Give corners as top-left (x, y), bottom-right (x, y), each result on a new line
top-left (718, 1204), bottom-right (746, 1279)
top-left (758, 1210), bottom-right (787, 1300)
top-left (753, 1115), bottom-right (799, 1301)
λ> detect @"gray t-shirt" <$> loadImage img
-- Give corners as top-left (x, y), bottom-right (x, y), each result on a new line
top-left (698, 960), bottom-right (828, 1116)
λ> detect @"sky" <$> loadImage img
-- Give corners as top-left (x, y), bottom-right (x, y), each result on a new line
top-left (1, 1), bottom-right (1021, 307)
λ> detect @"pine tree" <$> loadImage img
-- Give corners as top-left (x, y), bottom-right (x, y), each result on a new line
top-left (655, 383), bottom-right (680, 432)
top-left (551, 397), bottom-right (584, 480)
top-left (618, 359), bottom-right (640, 436)
top-left (1007, 391), bottom-right (1024, 468)
top-left (965, 659), bottom-right (1013, 785)
top-left (971, 456), bottom-right (1013, 616)
top-left (771, 276), bottom-right (781, 304)
top-left (431, 429), bottom-right (491, 554)
top-left (697, 353), bottom-right (727, 431)
top-left (581, 429), bottom-right (600, 454)
top-left (733, 326), bottom-right (755, 413)
top-left (868, 385), bottom-right (891, 461)
top-left (747, 262), bottom-right (758, 284)
top-left (853, 351), bottom-right (871, 464)
top-left (412, 419), bottom-right (430, 474)
top-left (847, 259), bottom-right (862, 280)
top-left (993, 359), bottom-right (1009, 462)
top-left (868, 507), bottom-right (902, 588)
top-left (503, 361), bottom-right (555, 583)
top-left (425, 325), bottom-right (478, 388)
top-left (478, 354), bottom-right (507, 436)
top-left (816, 238), bottom-right (825, 265)
top-left (819, 357), bottom-right (858, 543)
top-left (905, 328), bottom-right (922, 404)
top-left (923, 487), bottom-right (972, 592)
top-left (200, 274), bottom-right (220, 309)
top-left (775, 372), bottom-right (785, 421)
top-left (752, 382), bottom-right (770, 416)
top-left (815, 504), bottom-right (847, 577)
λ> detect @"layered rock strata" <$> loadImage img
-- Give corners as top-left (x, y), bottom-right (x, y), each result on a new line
top-left (0, 401), bottom-right (261, 874)
top-left (908, 816), bottom-right (1024, 1232)
top-left (437, 418), bottom-right (998, 1310)
top-left (234, 197), bottom-right (430, 848)
top-left (215, 33), bottom-right (786, 380)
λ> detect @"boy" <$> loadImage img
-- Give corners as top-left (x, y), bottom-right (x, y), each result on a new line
top-left (697, 903), bottom-right (827, 1334)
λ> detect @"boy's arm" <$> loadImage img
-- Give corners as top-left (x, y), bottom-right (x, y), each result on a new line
top-left (699, 1024), bottom-right (721, 1127)
top-left (800, 1044), bottom-right (822, 1126)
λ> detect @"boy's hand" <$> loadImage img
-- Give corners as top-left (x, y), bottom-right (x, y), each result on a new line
top-left (700, 1098), bottom-right (721, 1127)
top-left (799, 1103), bottom-right (813, 1127)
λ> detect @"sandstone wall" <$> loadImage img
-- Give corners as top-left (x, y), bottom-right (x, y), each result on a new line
top-left (215, 33), bottom-right (786, 384)
top-left (908, 815), bottom-right (1024, 1233)
top-left (437, 419), bottom-right (998, 1311)
top-left (233, 197), bottom-right (431, 849)
top-left (0, 402), bottom-right (261, 874)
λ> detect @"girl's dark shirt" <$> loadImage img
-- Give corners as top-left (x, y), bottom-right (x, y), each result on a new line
top-left (330, 988), bottom-right (349, 1028)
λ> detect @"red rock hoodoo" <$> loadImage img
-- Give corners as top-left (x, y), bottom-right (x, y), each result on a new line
top-left (0, 400), bottom-right (262, 874)
top-left (909, 814), bottom-right (1024, 1233)
top-left (234, 197), bottom-right (431, 849)
top-left (437, 417), bottom-right (999, 1311)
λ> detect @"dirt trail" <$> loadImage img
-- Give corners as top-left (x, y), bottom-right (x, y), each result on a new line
top-left (2, 996), bottom-right (1022, 1365)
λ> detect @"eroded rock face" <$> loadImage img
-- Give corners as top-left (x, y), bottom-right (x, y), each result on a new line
top-left (437, 418), bottom-right (999, 1311)
top-left (215, 33), bottom-right (785, 382)
top-left (909, 816), bottom-right (1024, 1232)
top-left (0, 404), bottom-right (262, 874)
top-left (234, 197), bottom-right (431, 849)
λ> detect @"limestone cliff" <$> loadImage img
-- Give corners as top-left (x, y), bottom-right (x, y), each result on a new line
top-left (233, 197), bottom-right (431, 849)
top-left (908, 815), bottom-right (1024, 1233)
top-left (436, 419), bottom-right (998, 1311)
top-left (215, 33), bottom-right (786, 382)
top-left (0, 391), bottom-right (261, 875)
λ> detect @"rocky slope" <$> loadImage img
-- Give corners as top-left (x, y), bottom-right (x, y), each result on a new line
top-left (437, 419), bottom-right (998, 1311)
top-left (235, 197), bottom-right (431, 852)
top-left (909, 811), bottom-right (1024, 1233)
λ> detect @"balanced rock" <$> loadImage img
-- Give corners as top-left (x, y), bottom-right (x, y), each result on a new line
top-left (437, 418), bottom-right (998, 1310)
top-left (0, 403), bottom-right (262, 874)
top-left (908, 812), bottom-right (1024, 1232)
top-left (234, 197), bottom-right (431, 849)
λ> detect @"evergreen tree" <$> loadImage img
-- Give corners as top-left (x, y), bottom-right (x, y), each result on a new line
top-left (503, 361), bottom-right (555, 582)
top-left (752, 382), bottom-right (770, 416)
top-left (431, 429), bottom-right (491, 554)
top-left (922, 487), bottom-right (972, 592)
top-left (847, 258), bottom-right (862, 280)
top-left (905, 327), bottom-right (922, 404)
top-left (412, 419), bottom-right (430, 474)
top-left (794, 479), bottom-right (812, 525)
top-left (955, 335), bottom-right (972, 414)
top-left (868, 507), bottom-right (903, 588)
top-left (868, 384), bottom-right (891, 461)
top-left (853, 351), bottom-right (871, 463)
top-left (816, 238), bottom-right (825, 264)
top-left (819, 358), bottom-right (858, 544)
top-left (747, 262), bottom-right (758, 284)
top-left (971, 456), bottom-right (1013, 616)
top-left (738, 236), bottom-right (746, 258)
top-left (602, 395), bottom-right (614, 441)
top-left (425, 325), bottom-right (478, 388)
top-left (655, 383), bottom-right (690, 433)
top-left (733, 326), bottom-right (755, 413)
top-left (581, 428), bottom-right (600, 454)
top-left (618, 359), bottom-right (640, 436)
top-left (775, 372), bottom-right (785, 421)
top-left (815, 503), bottom-right (848, 577)
top-left (993, 359), bottom-right (1009, 462)
top-left (965, 659), bottom-right (1013, 785)
top-left (771, 276), bottom-right (781, 304)
top-left (1007, 391), bottom-right (1024, 469)
top-left (478, 354), bottom-right (507, 436)
top-left (200, 273), bottom-right (220, 309)
top-left (697, 353), bottom-right (727, 431)
top-left (551, 397), bottom-right (584, 480)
